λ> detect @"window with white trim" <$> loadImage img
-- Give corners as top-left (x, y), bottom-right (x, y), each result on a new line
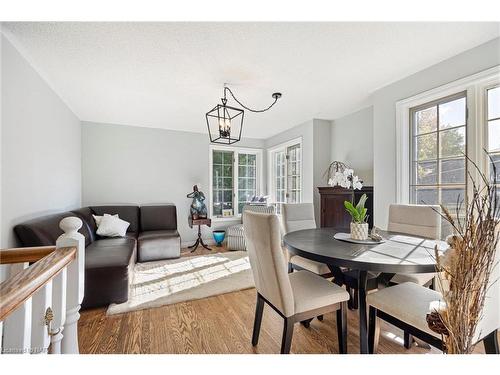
top-left (409, 91), bottom-right (467, 211)
top-left (209, 146), bottom-right (262, 220)
top-left (486, 85), bottom-right (500, 206)
top-left (396, 67), bottom-right (500, 213)
top-left (268, 139), bottom-right (302, 214)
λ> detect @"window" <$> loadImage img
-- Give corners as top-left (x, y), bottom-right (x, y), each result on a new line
top-left (486, 85), bottom-right (500, 205)
top-left (410, 92), bottom-right (467, 211)
top-left (210, 146), bottom-right (262, 219)
top-left (268, 138), bottom-right (302, 214)
top-left (396, 67), bottom-right (500, 229)
top-left (238, 153), bottom-right (257, 213)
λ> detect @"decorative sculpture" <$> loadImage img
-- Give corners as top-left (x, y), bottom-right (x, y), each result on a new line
top-left (187, 185), bottom-right (208, 220)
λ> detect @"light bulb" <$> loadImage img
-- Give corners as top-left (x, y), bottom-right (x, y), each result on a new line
top-left (218, 118), bottom-right (231, 137)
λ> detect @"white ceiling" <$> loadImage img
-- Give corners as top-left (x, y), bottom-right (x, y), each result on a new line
top-left (3, 22), bottom-right (499, 139)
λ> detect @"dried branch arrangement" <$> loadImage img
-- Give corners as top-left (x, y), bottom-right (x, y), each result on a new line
top-left (429, 154), bottom-right (499, 354)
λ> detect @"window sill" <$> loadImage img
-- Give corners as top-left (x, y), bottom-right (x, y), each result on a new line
top-left (211, 216), bottom-right (242, 223)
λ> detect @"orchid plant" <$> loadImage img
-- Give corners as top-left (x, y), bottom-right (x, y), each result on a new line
top-left (328, 168), bottom-right (363, 190)
top-left (344, 193), bottom-right (368, 224)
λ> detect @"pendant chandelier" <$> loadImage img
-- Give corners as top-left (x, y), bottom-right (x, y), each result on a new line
top-left (206, 85), bottom-right (282, 144)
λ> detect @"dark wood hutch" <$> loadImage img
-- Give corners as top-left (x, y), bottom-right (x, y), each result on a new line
top-left (318, 186), bottom-right (374, 231)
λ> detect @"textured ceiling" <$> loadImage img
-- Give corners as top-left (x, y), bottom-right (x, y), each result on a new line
top-left (3, 22), bottom-right (499, 138)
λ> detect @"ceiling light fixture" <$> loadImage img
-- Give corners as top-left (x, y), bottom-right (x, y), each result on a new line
top-left (206, 85), bottom-right (282, 144)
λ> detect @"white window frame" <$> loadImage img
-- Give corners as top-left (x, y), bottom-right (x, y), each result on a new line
top-left (267, 137), bottom-right (303, 211)
top-left (396, 65), bottom-right (500, 204)
top-left (209, 144), bottom-right (263, 222)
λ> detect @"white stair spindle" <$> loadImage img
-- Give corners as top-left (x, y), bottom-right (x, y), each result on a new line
top-left (49, 268), bottom-right (67, 354)
top-left (2, 263), bottom-right (32, 354)
top-left (30, 280), bottom-right (53, 353)
top-left (56, 217), bottom-right (85, 354)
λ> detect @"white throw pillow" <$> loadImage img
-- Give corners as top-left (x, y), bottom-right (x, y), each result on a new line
top-left (96, 215), bottom-right (130, 237)
top-left (93, 213), bottom-right (118, 226)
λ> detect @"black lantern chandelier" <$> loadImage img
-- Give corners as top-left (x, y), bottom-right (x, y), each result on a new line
top-left (206, 85), bottom-right (282, 144)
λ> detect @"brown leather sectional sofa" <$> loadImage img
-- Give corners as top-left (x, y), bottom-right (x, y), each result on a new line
top-left (14, 204), bottom-right (180, 309)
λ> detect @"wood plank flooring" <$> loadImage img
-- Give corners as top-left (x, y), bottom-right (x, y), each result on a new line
top-left (78, 246), bottom-right (490, 354)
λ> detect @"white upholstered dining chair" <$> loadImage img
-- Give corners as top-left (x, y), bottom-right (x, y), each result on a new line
top-left (282, 203), bottom-right (330, 275)
top-left (387, 204), bottom-right (441, 287)
top-left (367, 223), bottom-right (500, 354)
top-left (244, 210), bottom-right (350, 354)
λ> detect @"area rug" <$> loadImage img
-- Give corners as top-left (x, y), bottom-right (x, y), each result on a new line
top-left (106, 251), bottom-right (254, 315)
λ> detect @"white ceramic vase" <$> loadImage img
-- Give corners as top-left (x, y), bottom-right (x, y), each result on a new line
top-left (350, 222), bottom-right (369, 241)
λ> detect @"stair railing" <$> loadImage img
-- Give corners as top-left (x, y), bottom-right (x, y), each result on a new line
top-left (0, 217), bottom-right (85, 354)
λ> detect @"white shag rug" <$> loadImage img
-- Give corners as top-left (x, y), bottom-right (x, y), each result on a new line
top-left (107, 251), bottom-right (254, 315)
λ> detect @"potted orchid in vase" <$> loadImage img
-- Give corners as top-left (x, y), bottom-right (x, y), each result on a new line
top-left (325, 162), bottom-right (367, 240)
top-left (344, 194), bottom-right (369, 240)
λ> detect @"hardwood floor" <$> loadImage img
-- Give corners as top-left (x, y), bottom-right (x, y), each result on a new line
top-left (78, 246), bottom-right (490, 354)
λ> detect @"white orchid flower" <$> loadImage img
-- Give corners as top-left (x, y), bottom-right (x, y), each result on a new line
top-left (343, 168), bottom-right (354, 177)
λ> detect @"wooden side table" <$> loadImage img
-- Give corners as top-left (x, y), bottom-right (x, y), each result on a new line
top-left (188, 217), bottom-right (212, 252)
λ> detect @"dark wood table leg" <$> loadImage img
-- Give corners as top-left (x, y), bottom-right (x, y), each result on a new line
top-left (190, 224), bottom-right (212, 252)
top-left (327, 264), bottom-right (345, 286)
top-left (358, 270), bottom-right (369, 354)
top-left (188, 238), bottom-right (200, 251)
top-left (199, 237), bottom-right (211, 251)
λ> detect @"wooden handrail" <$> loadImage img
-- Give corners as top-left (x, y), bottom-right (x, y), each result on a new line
top-left (0, 247), bottom-right (76, 321)
top-left (0, 246), bottom-right (57, 264)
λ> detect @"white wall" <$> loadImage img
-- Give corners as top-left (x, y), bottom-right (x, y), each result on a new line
top-left (372, 37), bottom-right (500, 229)
top-left (330, 106), bottom-right (374, 185)
top-left (313, 119), bottom-right (332, 225)
top-left (1, 34), bottom-right (81, 250)
top-left (263, 119), bottom-right (332, 225)
top-left (81, 121), bottom-right (265, 244)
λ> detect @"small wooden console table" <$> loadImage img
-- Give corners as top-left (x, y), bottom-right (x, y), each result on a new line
top-left (188, 217), bottom-right (212, 252)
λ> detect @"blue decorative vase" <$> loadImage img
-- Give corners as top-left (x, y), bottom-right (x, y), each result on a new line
top-left (212, 230), bottom-right (226, 247)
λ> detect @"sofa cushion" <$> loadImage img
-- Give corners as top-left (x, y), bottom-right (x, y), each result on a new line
top-left (85, 237), bottom-right (137, 268)
top-left (14, 211), bottom-right (94, 247)
top-left (90, 205), bottom-right (140, 237)
top-left (138, 230), bottom-right (180, 262)
top-left (96, 215), bottom-right (130, 237)
top-left (81, 237), bottom-right (137, 309)
top-left (140, 204), bottom-right (177, 232)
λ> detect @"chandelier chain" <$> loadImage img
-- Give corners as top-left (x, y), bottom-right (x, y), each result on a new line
top-left (224, 87), bottom-right (279, 113)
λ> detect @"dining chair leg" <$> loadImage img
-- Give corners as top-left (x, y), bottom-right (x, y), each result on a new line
top-left (404, 332), bottom-right (412, 349)
top-left (358, 270), bottom-right (369, 354)
top-left (336, 301), bottom-right (348, 354)
top-left (483, 329), bottom-right (499, 354)
top-left (300, 318), bottom-right (313, 328)
top-left (346, 286), bottom-right (355, 310)
top-left (252, 293), bottom-right (265, 346)
top-left (281, 318), bottom-right (294, 354)
top-left (368, 306), bottom-right (379, 354)
top-left (352, 288), bottom-right (359, 310)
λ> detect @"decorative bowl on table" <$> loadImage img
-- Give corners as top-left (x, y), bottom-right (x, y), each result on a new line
top-left (212, 230), bottom-right (226, 247)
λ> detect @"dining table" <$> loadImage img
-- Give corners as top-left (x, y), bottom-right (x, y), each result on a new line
top-left (283, 227), bottom-right (448, 354)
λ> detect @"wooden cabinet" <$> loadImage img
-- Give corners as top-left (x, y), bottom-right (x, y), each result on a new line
top-left (318, 186), bottom-right (374, 231)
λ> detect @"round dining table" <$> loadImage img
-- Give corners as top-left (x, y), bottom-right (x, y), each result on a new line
top-left (283, 227), bottom-right (448, 354)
